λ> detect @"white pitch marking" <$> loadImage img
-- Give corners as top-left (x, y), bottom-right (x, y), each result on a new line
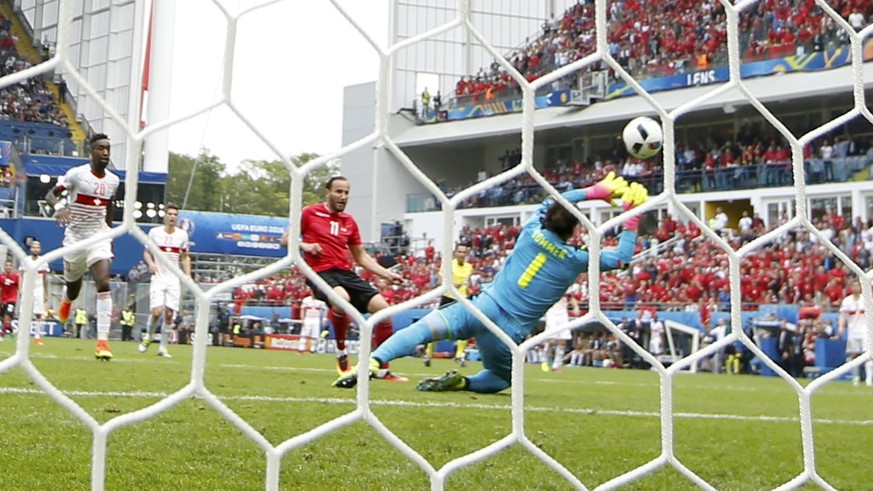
top-left (0, 387), bottom-right (870, 427)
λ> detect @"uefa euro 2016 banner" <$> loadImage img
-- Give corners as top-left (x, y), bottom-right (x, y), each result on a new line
top-left (178, 210), bottom-right (287, 258)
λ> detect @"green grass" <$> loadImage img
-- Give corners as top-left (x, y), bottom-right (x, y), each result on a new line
top-left (1, 338), bottom-right (871, 490)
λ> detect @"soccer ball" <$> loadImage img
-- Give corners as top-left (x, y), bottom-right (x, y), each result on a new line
top-left (622, 117), bottom-right (663, 159)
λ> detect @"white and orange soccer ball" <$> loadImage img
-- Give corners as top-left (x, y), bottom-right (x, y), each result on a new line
top-left (622, 116), bottom-right (663, 159)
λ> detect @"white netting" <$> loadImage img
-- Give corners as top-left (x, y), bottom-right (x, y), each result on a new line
top-left (1, 0), bottom-right (872, 489)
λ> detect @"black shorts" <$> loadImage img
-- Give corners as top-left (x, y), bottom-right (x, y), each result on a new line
top-left (439, 295), bottom-right (459, 307)
top-left (1, 303), bottom-right (14, 316)
top-left (308, 268), bottom-right (379, 314)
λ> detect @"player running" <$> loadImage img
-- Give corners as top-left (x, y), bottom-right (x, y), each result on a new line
top-left (140, 203), bottom-right (191, 358)
top-left (46, 133), bottom-right (120, 361)
top-left (19, 240), bottom-right (50, 345)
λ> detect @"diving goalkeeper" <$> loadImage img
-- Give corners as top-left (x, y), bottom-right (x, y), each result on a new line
top-left (334, 172), bottom-right (647, 393)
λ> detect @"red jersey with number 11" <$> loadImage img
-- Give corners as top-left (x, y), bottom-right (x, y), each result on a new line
top-left (300, 203), bottom-right (362, 273)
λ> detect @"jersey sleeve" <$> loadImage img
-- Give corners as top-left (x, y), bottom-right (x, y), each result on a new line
top-left (572, 229), bottom-right (637, 272)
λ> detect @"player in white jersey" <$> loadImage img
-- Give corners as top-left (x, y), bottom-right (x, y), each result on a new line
top-left (299, 295), bottom-right (327, 353)
top-left (837, 278), bottom-right (872, 386)
top-left (140, 204), bottom-right (191, 358)
top-left (19, 240), bottom-right (50, 345)
top-left (46, 133), bottom-right (119, 361)
top-left (541, 283), bottom-right (581, 372)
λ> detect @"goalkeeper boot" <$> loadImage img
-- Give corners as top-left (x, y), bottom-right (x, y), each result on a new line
top-left (138, 334), bottom-right (151, 353)
top-left (58, 299), bottom-right (71, 324)
top-left (416, 369), bottom-right (467, 392)
top-left (423, 355), bottom-right (431, 367)
top-left (158, 347), bottom-right (172, 358)
top-left (333, 358), bottom-right (379, 389)
top-left (454, 356), bottom-right (466, 367)
top-left (95, 340), bottom-right (113, 361)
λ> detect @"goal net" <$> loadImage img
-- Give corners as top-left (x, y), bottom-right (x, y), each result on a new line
top-left (1, 0), bottom-right (871, 490)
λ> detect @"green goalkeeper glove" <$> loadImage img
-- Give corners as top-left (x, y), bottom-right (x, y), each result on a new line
top-left (584, 171), bottom-right (629, 203)
top-left (622, 182), bottom-right (649, 231)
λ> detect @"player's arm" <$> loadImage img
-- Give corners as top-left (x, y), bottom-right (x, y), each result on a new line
top-left (349, 244), bottom-right (402, 282)
top-left (105, 194), bottom-right (115, 227)
top-left (835, 309), bottom-right (846, 339)
top-left (143, 238), bottom-right (157, 274)
top-left (45, 182), bottom-right (72, 225)
top-left (280, 228), bottom-right (322, 254)
top-left (181, 249), bottom-right (192, 277)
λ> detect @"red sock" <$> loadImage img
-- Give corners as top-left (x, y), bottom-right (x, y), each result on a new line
top-left (328, 309), bottom-right (348, 351)
top-left (373, 319), bottom-right (394, 368)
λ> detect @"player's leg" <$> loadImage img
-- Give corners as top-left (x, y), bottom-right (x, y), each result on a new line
top-left (454, 328), bottom-right (512, 393)
top-left (88, 253), bottom-right (113, 361)
top-left (325, 286), bottom-right (353, 372)
top-left (454, 339), bottom-right (467, 366)
top-left (423, 341), bottom-right (434, 366)
top-left (158, 307), bottom-right (175, 357)
top-left (553, 339), bottom-right (569, 371)
top-left (141, 282), bottom-right (164, 353)
top-left (334, 303), bottom-right (471, 388)
top-left (157, 282), bottom-right (181, 357)
top-left (847, 340), bottom-right (861, 385)
top-left (59, 246), bottom-right (88, 324)
top-left (32, 313), bottom-right (44, 345)
top-left (366, 292), bottom-right (404, 380)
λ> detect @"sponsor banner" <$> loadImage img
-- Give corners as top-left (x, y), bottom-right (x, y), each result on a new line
top-left (444, 93), bottom-right (558, 121)
top-left (11, 319), bottom-right (63, 337)
top-left (606, 41), bottom-right (871, 99)
top-left (441, 40), bottom-right (873, 121)
top-left (177, 210), bottom-right (287, 258)
top-left (265, 334), bottom-right (300, 351)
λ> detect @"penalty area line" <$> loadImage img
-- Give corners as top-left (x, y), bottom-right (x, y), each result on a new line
top-left (0, 387), bottom-right (871, 427)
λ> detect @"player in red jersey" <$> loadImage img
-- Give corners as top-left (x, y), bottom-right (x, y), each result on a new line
top-left (282, 176), bottom-right (406, 380)
top-left (46, 133), bottom-right (119, 361)
top-left (0, 258), bottom-right (20, 340)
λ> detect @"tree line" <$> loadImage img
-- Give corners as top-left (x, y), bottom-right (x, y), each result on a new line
top-left (165, 151), bottom-right (337, 216)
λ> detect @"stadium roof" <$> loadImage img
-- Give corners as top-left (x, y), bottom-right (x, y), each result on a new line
top-left (392, 63), bottom-right (873, 148)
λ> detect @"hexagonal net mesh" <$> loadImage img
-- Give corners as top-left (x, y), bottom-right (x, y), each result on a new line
top-left (1, 0), bottom-right (872, 489)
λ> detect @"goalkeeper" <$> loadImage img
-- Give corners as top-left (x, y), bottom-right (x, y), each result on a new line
top-left (334, 172), bottom-right (646, 393)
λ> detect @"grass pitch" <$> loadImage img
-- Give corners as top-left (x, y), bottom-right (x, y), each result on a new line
top-left (0, 338), bottom-right (871, 490)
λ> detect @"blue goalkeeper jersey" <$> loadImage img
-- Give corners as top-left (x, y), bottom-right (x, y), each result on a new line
top-left (480, 188), bottom-right (636, 332)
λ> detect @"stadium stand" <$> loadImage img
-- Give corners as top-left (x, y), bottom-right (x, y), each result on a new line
top-left (446, 0), bottom-right (870, 110)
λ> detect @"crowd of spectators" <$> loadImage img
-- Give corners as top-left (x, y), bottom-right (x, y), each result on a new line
top-left (451, 0), bottom-right (870, 106)
top-left (230, 206), bottom-right (869, 331)
top-left (0, 15), bottom-right (68, 129)
top-left (432, 130), bottom-right (872, 211)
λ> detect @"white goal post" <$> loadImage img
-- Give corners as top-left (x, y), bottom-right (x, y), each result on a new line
top-left (0, 0), bottom-right (871, 490)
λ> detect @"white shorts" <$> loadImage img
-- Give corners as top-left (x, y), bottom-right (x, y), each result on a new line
top-left (150, 277), bottom-right (181, 312)
top-left (32, 293), bottom-right (45, 316)
top-left (63, 236), bottom-right (114, 283)
top-left (301, 317), bottom-right (321, 339)
top-left (545, 311), bottom-right (572, 341)
top-left (846, 337), bottom-right (867, 355)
